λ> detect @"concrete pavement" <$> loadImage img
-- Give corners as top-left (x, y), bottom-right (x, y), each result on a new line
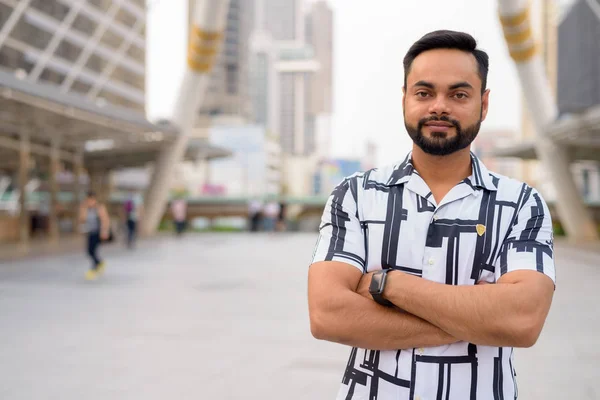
top-left (0, 233), bottom-right (598, 399)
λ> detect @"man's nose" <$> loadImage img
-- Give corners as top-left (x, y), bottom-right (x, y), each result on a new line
top-left (428, 96), bottom-right (451, 115)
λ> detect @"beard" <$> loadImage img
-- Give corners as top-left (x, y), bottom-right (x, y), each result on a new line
top-left (405, 114), bottom-right (482, 156)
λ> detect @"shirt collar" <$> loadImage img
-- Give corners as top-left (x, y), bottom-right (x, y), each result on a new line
top-left (385, 151), bottom-right (498, 192)
top-left (469, 152), bottom-right (498, 191)
top-left (384, 152), bottom-right (415, 186)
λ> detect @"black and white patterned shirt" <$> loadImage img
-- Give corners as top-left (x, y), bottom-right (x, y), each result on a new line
top-left (311, 152), bottom-right (556, 400)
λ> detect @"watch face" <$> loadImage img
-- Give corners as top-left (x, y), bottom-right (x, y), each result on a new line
top-left (369, 271), bottom-right (384, 294)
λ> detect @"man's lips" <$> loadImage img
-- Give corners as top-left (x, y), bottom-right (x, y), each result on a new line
top-left (425, 122), bottom-right (454, 127)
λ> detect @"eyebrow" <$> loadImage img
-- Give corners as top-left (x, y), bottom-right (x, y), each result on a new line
top-left (412, 81), bottom-right (475, 91)
top-left (448, 81), bottom-right (474, 90)
top-left (413, 80), bottom-right (434, 89)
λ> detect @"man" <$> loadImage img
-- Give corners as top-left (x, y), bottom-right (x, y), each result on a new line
top-left (79, 191), bottom-right (110, 280)
top-left (308, 30), bottom-right (555, 400)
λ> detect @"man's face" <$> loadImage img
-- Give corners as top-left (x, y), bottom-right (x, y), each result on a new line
top-left (402, 48), bottom-right (489, 156)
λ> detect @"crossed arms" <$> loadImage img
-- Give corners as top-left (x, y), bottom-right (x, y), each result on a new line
top-left (309, 179), bottom-right (556, 351)
top-left (308, 261), bottom-right (554, 350)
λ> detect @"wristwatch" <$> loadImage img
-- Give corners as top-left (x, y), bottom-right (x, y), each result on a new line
top-left (369, 269), bottom-right (394, 307)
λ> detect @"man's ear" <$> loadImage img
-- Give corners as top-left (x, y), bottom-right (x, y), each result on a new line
top-left (481, 89), bottom-right (490, 122)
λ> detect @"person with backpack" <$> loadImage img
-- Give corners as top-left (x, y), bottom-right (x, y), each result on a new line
top-left (78, 191), bottom-right (110, 280)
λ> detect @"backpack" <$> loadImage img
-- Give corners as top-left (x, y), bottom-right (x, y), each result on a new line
top-left (124, 199), bottom-right (135, 215)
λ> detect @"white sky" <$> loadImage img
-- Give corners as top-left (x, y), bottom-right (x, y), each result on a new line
top-left (146, 0), bottom-right (532, 165)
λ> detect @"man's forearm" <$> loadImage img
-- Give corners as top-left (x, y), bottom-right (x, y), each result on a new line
top-left (383, 272), bottom-right (537, 347)
top-left (312, 290), bottom-right (459, 350)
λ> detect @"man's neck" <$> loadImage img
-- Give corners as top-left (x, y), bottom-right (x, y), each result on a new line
top-left (411, 146), bottom-right (473, 188)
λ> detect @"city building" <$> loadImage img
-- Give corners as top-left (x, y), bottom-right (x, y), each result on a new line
top-left (0, 0), bottom-right (147, 111)
top-left (305, 1), bottom-right (333, 116)
top-left (313, 158), bottom-right (362, 197)
top-left (248, 0), bottom-right (336, 199)
top-left (249, 30), bottom-right (279, 139)
top-left (305, 1), bottom-right (334, 161)
top-left (188, 0), bottom-right (253, 120)
top-left (276, 42), bottom-right (319, 156)
top-left (361, 140), bottom-right (378, 172)
top-left (555, 0), bottom-right (600, 202)
top-left (0, 0), bottom-right (205, 244)
top-left (261, 0), bottom-right (302, 42)
top-left (473, 130), bottom-right (521, 179)
top-left (493, 0), bottom-right (600, 204)
top-left (208, 124), bottom-right (281, 197)
top-left (252, 0), bottom-right (323, 157)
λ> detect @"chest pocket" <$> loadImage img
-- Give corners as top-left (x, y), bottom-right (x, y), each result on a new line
top-left (467, 190), bottom-right (508, 284)
top-left (422, 195), bottom-right (501, 285)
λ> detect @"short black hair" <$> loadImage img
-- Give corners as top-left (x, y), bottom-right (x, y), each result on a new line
top-left (87, 191), bottom-right (96, 198)
top-left (403, 30), bottom-right (489, 94)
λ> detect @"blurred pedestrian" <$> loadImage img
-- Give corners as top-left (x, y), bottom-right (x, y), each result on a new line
top-left (171, 196), bottom-right (187, 236)
top-left (123, 192), bottom-right (143, 249)
top-left (248, 198), bottom-right (263, 232)
top-left (79, 191), bottom-right (110, 280)
top-left (276, 201), bottom-right (287, 232)
top-left (262, 201), bottom-right (279, 232)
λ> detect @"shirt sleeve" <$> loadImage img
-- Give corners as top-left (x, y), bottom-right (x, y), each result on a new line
top-left (311, 177), bottom-right (366, 273)
top-left (495, 188), bottom-right (556, 283)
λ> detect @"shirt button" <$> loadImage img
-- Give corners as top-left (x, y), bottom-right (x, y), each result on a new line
top-left (428, 258), bottom-right (434, 266)
top-left (433, 214), bottom-right (439, 221)
top-left (415, 396), bottom-right (422, 400)
top-left (418, 348), bottom-right (424, 355)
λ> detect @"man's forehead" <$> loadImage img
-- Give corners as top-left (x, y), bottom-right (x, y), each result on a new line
top-left (407, 49), bottom-right (480, 88)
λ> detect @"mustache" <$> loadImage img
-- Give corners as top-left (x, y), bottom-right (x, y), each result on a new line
top-left (418, 115), bottom-right (461, 129)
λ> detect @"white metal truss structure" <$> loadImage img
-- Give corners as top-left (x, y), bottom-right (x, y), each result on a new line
top-left (0, 0), bottom-right (146, 111)
top-left (141, 0), bottom-right (231, 235)
top-left (497, 0), bottom-right (599, 241)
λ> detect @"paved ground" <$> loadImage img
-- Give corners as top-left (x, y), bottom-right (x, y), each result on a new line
top-left (0, 233), bottom-right (598, 399)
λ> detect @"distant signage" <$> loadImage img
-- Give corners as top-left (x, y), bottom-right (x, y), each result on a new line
top-left (201, 184), bottom-right (226, 196)
top-left (318, 159), bottom-right (362, 195)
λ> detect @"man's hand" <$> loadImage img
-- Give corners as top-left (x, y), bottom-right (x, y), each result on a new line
top-left (356, 271), bottom-right (375, 300)
top-left (100, 231), bottom-right (109, 241)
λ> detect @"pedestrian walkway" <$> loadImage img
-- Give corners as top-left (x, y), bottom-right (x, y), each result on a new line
top-left (0, 235), bottom-right (85, 262)
top-left (0, 233), bottom-right (598, 399)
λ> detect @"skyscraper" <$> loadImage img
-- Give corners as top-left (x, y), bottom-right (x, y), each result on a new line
top-left (261, 0), bottom-right (302, 41)
top-left (306, 1), bottom-right (333, 115)
top-left (305, 1), bottom-right (334, 159)
top-left (252, 0), bottom-right (324, 156)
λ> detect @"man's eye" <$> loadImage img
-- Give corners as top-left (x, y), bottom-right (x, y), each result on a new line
top-left (454, 93), bottom-right (468, 99)
top-left (416, 92), bottom-right (429, 98)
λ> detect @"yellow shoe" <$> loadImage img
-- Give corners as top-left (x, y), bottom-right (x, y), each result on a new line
top-left (97, 262), bottom-right (106, 274)
top-left (85, 269), bottom-right (97, 281)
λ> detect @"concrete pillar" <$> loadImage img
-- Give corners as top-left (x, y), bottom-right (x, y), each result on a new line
top-left (105, 170), bottom-right (114, 204)
top-left (89, 170), bottom-right (105, 200)
top-left (498, 1), bottom-right (599, 241)
top-left (204, 158), bottom-right (211, 186)
top-left (141, 0), bottom-right (230, 236)
top-left (72, 149), bottom-right (84, 234)
top-left (48, 137), bottom-right (60, 242)
top-left (18, 132), bottom-right (30, 247)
